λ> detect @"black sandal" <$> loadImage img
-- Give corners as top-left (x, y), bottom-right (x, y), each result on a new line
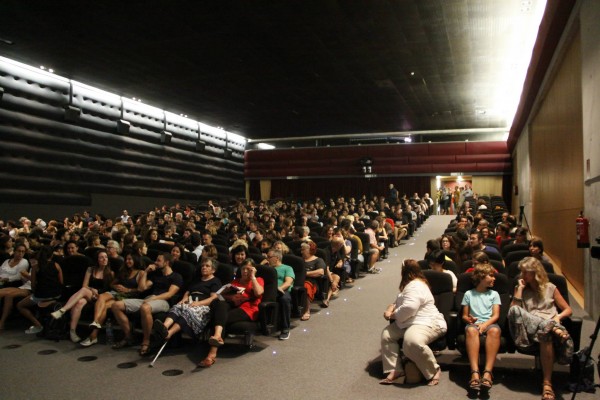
top-left (468, 370), bottom-right (480, 396)
top-left (112, 337), bottom-right (133, 349)
top-left (139, 343), bottom-right (150, 356)
top-left (480, 370), bottom-right (493, 395)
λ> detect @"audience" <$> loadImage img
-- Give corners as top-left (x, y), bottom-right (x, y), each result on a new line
top-left (1, 193), bottom-right (576, 396)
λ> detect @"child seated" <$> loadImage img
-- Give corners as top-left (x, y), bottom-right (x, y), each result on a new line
top-left (461, 263), bottom-right (501, 396)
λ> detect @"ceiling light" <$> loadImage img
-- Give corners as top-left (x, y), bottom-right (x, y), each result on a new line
top-left (48, 69), bottom-right (53, 73)
top-left (40, 65), bottom-right (45, 70)
top-left (257, 143), bottom-right (275, 150)
top-left (404, 136), bottom-right (412, 143)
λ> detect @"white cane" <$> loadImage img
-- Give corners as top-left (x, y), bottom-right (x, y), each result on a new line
top-left (149, 340), bottom-right (169, 368)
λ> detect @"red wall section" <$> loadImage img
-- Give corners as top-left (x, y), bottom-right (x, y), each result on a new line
top-left (245, 141), bottom-right (511, 178)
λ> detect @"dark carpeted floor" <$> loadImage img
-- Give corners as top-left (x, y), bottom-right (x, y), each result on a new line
top-left (0, 215), bottom-right (598, 400)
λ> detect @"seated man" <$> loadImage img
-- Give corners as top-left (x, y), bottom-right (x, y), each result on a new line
top-left (267, 249), bottom-right (294, 340)
top-left (469, 231), bottom-right (502, 259)
top-left (111, 253), bottom-right (182, 356)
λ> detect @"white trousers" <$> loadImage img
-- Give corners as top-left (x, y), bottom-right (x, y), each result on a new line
top-left (381, 322), bottom-right (446, 380)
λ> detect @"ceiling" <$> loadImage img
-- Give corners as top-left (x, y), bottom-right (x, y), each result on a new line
top-left (0, 0), bottom-right (548, 145)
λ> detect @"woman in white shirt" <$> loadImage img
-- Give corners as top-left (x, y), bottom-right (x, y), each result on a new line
top-left (0, 244), bottom-right (30, 329)
top-left (380, 259), bottom-right (447, 386)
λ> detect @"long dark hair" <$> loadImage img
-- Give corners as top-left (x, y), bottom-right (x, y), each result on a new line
top-left (399, 259), bottom-right (428, 291)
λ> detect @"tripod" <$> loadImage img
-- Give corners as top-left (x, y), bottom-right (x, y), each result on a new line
top-left (570, 313), bottom-right (600, 399)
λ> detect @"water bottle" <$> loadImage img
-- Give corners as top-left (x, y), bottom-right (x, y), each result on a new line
top-left (105, 317), bottom-right (114, 345)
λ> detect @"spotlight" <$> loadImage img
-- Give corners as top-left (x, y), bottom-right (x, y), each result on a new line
top-left (117, 119), bottom-right (130, 134)
top-left (64, 105), bottom-right (81, 122)
top-left (195, 140), bottom-right (206, 152)
top-left (161, 131), bottom-right (172, 144)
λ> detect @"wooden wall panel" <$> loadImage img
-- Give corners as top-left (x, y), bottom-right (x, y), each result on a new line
top-left (471, 176), bottom-right (503, 198)
top-left (530, 30), bottom-right (584, 294)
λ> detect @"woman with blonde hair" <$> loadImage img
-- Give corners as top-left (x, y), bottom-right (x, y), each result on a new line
top-left (508, 257), bottom-right (573, 400)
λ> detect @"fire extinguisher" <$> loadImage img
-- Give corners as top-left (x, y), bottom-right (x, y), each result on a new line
top-left (576, 211), bottom-right (590, 248)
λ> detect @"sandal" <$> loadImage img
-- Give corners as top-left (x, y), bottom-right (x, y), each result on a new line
top-left (379, 372), bottom-right (405, 385)
top-left (208, 336), bottom-right (224, 347)
top-left (139, 342), bottom-right (150, 356)
top-left (301, 313), bottom-right (310, 321)
top-left (345, 278), bottom-right (354, 284)
top-left (552, 326), bottom-right (570, 343)
top-left (321, 299), bottom-right (329, 308)
top-left (480, 370), bottom-right (493, 395)
top-left (468, 370), bottom-right (481, 395)
top-left (112, 337), bottom-right (133, 349)
top-left (198, 356), bottom-right (216, 368)
top-left (152, 319), bottom-right (168, 341)
top-left (542, 382), bottom-right (555, 400)
top-left (427, 367), bottom-right (441, 386)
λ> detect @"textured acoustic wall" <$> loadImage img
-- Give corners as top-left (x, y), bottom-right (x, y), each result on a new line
top-left (0, 58), bottom-right (245, 218)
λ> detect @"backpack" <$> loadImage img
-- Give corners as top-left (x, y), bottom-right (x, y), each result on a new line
top-left (569, 347), bottom-right (598, 393)
top-left (38, 302), bottom-right (69, 342)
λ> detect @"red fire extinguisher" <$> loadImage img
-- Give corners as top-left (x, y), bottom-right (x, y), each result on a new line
top-left (576, 211), bottom-right (590, 248)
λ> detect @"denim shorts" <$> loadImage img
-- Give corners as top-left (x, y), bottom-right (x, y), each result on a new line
top-left (465, 323), bottom-right (501, 334)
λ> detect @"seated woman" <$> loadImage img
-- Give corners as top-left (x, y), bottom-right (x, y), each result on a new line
top-left (461, 263), bottom-right (501, 396)
top-left (508, 257), bottom-right (573, 400)
top-left (79, 253), bottom-right (144, 346)
top-left (380, 259), bottom-right (446, 386)
top-left (199, 259), bottom-right (264, 368)
top-left (529, 236), bottom-right (551, 263)
top-left (0, 244), bottom-right (31, 329)
top-left (426, 249), bottom-right (457, 292)
top-left (230, 244), bottom-right (248, 276)
top-left (299, 241), bottom-right (325, 321)
top-left (153, 257), bottom-right (221, 341)
top-left (51, 250), bottom-right (114, 342)
top-left (170, 243), bottom-right (185, 263)
top-left (322, 236), bottom-right (346, 308)
top-left (17, 246), bottom-right (63, 334)
top-left (132, 240), bottom-right (151, 267)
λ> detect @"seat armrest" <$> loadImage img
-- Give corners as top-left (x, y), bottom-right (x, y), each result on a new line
top-left (258, 301), bottom-right (278, 335)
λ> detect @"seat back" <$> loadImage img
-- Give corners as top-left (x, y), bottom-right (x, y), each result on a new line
top-left (171, 260), bottom-right (196, 302)
top-left (422, 270), bottom-right (453, 350)
top-left (504, 250), bottom-right (530, 267)
top-left (282, 254), bottom-right (305, 287)
top-left (214, 263), bottom-right (234, 285)
top-left (501, 242), bottom-right (529, 258)
top-left (59, 255), bottom-right (92, 299)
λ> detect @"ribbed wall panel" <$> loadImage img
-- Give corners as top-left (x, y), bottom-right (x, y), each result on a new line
top-left (0, 60), bottom-right (245, 208)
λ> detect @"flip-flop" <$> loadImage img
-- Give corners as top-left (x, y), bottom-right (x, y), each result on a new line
top-left (321, 300), bottom-right (329, 308)
top-left (198, 356), bottom-right (216, 368)
top-left (379, 374), bottom-right (405, 385)
top-left (301, 314), bottom-right (310, 321)
top-left (208, 336), bottom-right (224, 347)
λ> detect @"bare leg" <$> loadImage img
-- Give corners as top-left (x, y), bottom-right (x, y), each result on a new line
top-left (17, 296), bottom-right (42, 328)
top-left (465, 326), bottom-right (481, 373)
top-left (166, 322), bottom-right (181, 339)
top-left (111, 301), bottom-right (132, 339)
top-left (483, 327), bottom-right (500, 374)
top-left (163, 317), bottom-right (174, 329)
top-left (92, 292), bottom-right (113, 323)
top-left (0, 288), bottom-right (29, 328)
top-left (539, 339), bottom-right (555, 395)
top-left (70, 298), bottom-right (88, 330)
top-left (60, 287), bottom-right (93, 313)
top-left (139, 302), bottom-right (153, 345)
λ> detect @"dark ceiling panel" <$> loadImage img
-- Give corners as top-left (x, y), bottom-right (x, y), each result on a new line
top-left (0, 0), bottom-right (554, 142)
